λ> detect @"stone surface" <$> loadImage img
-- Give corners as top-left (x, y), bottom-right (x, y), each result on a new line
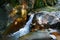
top-left (20, 31), bottom-right (51, 40)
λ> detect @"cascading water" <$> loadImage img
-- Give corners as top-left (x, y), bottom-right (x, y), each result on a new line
top-left (9, 14), bottom-right (34, 39)
top-left (36, 11), bottom-right (60, 25)
top-left (57, 0), bottom-right (60, 5)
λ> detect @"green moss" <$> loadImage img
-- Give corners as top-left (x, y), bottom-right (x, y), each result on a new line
top-left (34, 0), bottom-right (44, 9)
top-left (33, 0), bottom-right (57, 9)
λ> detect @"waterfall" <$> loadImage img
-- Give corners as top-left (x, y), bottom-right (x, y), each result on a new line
top-left (9, 14), bottom-right (34, 39)
top-left (36, 11), bottom-right (60, 25)
top-left (58, 0), bottom-right (60, 4)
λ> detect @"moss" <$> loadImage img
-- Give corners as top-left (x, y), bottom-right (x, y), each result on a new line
top-left (33, 0), bottom-right (57, 9)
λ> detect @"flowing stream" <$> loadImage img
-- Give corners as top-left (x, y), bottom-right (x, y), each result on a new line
top-left (9, 14), bottom-right (34, 39)
top-left (7, 0), bottom-right (60, 40)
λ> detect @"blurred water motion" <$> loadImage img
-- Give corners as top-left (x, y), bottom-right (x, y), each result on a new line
top-left (6, 11), bottom-right (60, 40)
top-left (8, 14), bottom-right (34, 39)
top-left (0, 0), bottom-right (60, 40)
top-left (35, 11), bottom-right (60, 25)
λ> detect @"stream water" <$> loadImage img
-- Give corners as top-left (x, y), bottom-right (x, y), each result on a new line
top-left (6, 0), bottom-right (60, 40)
top-left (9, 14), bottom-right (34, 39)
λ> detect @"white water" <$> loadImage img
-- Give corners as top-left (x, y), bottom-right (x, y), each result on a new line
top-left (36, 11), bottom-right (60, 25)
top-left (9, 14), bottom-right (34, 38)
